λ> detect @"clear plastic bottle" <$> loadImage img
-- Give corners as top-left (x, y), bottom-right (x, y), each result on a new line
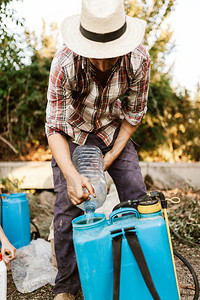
top-left (0, 252), bottom-right (7, 300)
top-left (72, 145), bottom-right (107, 214)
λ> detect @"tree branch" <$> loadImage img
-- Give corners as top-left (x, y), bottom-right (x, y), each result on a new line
top-left (0, 136), bottom-right (18, 154)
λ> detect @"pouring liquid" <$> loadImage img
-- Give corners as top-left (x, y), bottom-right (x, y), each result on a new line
top-left (86, 212), bottom-right (95, 224)
top-left (84, 195), bottom-right (97, 224)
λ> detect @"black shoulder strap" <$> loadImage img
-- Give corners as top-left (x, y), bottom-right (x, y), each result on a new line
top-left (112, 234), bottom-right (123, 300)
top-left (125, 231), bottom-right (160, 300)
top-left (112, 230), bottom-right (160, 300)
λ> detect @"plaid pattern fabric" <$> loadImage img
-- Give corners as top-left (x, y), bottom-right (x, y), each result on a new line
top-left (45, 43), bottom-right (151, 146)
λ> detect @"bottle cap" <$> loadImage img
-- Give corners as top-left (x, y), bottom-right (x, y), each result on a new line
top-left (138, 200), bottom-right (161, 214)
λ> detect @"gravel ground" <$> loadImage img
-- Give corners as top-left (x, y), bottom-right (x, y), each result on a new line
top-left (174, 246), bottom-right (200, 300)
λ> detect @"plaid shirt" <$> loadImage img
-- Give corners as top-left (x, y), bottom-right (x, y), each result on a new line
top-left (45, 44), bottom-right (151, 146)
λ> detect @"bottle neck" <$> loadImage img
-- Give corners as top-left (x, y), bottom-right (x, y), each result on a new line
top-left (84, 196), bottom-right (97, 214)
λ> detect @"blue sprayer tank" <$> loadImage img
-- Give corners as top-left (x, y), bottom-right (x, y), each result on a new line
top-left (72, 203), bottom-right (179, 300)
top-left (0, 193), bottom-right (31, 249)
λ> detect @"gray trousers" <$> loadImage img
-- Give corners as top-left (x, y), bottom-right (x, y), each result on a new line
top-left (52, 130), bottom-right (147, 295)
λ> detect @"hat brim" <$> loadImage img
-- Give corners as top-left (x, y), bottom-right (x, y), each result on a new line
top-left (61, 15), bottom-right (146, 58)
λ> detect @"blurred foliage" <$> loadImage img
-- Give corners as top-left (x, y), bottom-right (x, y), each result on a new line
top-left (0, 51), bottom-right (51, 153)
top-left (0, 0), bottom-right (25, 70)
top-left (0, 3), bottom-right (57, 156)
top-left (0, 177), bottom-right (24, 193)
top-left (0, 0), bottom-right (200, 161)
top-left (167, 189), bottom-right (200, 246)
top-left (125, 0), bottom-right (200, 161)
top-left (125, 0), bottom-right (175, 75)
top-left (136, 81), bottom-right (200, 161)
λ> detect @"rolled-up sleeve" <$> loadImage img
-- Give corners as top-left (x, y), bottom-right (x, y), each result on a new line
top-left (121, 54), bottom-right (151, 126)
top-left (45, 54), bottom-right (75, 139)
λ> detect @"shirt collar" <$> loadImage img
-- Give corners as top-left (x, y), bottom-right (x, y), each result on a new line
top-left (81, 56), bottom-right (123, 75)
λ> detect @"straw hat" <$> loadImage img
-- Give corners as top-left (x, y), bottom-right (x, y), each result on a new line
top-left (61, 0), bottom-right (146, 59)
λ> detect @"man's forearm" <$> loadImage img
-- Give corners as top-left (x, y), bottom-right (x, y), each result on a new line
top-left (110, 119), bottom-right (140, 159)
top-left (103, 119), bottom-right (140, 171)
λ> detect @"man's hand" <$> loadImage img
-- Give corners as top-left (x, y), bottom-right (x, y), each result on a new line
top-left (1, 237), bottom-right (16, 265)
top-left (48, 134), bottom-right (96, 205)
top-left (66, 170), bottom-right (96, 205)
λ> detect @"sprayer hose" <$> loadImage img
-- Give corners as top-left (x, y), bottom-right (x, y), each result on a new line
top-left (174, 250), bottom-right (199, 300)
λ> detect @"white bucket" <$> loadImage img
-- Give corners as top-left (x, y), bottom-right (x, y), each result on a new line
top-left (0, 253), bottom-right (7, 300)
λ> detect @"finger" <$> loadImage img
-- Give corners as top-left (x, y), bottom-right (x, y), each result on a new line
top-left (5, 249), bottom-right (11, 255)
top-left (70, 198), bottom-right (76, 205)
top-left (4, 249), bottom-right (15, 260)
top-left (72, 193), bottom-right (90, 205)
top-left (68, 190), bottom-right (81, 205)
top-left (10, 248), bottom-right (16, 259)
top-left (70, 198), bottom-right (79, 205)
top-left (70, 196), bottom-right (83, 206)
top-left (2, 255), bottom-right (9, 264)
top-left (81, 192), bottom-right (90, 201)
top-left (83, 181), bottom-right (96, 198)
top-left (7, 255), bottom-right (14, 262)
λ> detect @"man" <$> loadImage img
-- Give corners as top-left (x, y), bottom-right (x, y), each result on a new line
top-left (46, 0), bottom-right (151, 299)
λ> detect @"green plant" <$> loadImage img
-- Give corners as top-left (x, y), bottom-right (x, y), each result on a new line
top-left (168, 192), bottom-right (200, 246)
top-left (0, 177), bottom-right (24, 193)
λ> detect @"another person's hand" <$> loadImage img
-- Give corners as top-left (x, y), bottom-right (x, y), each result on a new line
top-left (66, 170), bottom-right (96, 205)
top-left (1, 237), bottom-right (16, 265)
